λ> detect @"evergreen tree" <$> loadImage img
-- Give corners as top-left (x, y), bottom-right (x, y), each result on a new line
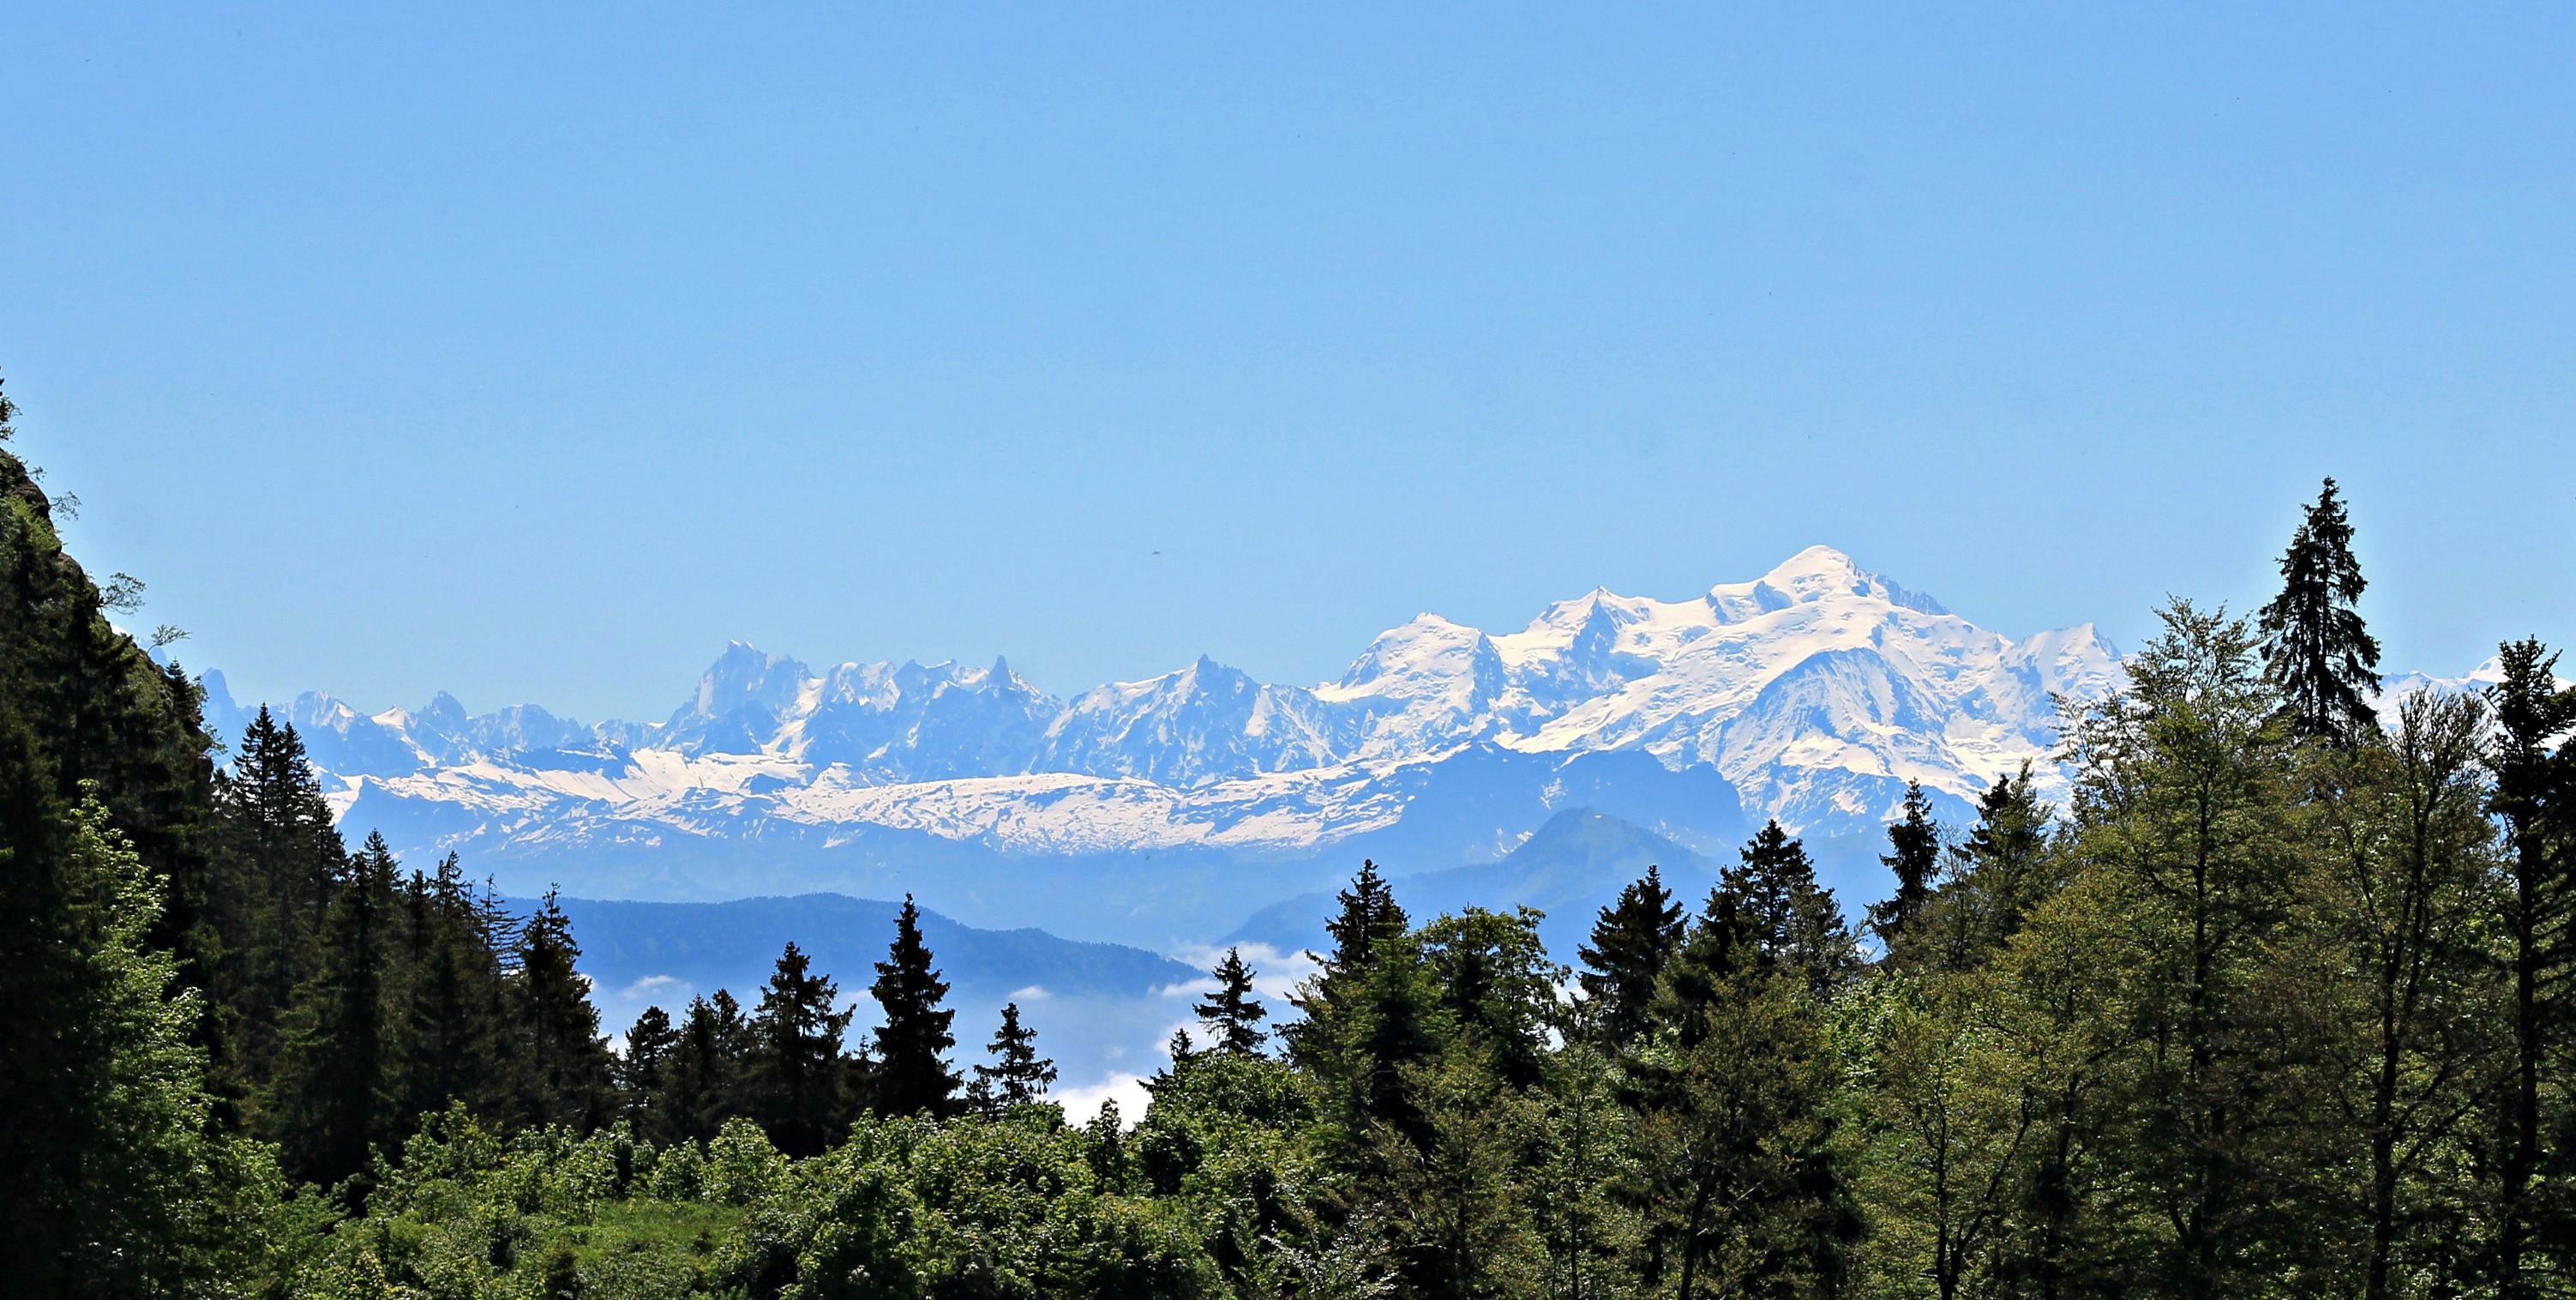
top-left (621, 1004), bottom-right (680, 1139)
top-left (1869, 780), bottom-right (1941, 960)
top-left (1631, 896), bottom-right (1857, 1297)
top-left (869, 894), bottom-right (961, 1117)
top-left (2483, 637), bottom-right (2576, 1296)
top-left (1576, 864), bottom-right (1684, 1049)
top-left (747, 941), bottom-right (856, 1157)
top-left (209, 708), bottom-right (347, 1106)
top-left (2258, 477), bottom-right (2381, 744)
top-left (663, 991), bottom-right (750, 1143)
top-left (273, 833), bottom-right (399, 1192)
top-left (1324, 858), bottom-right (1408, 973)
top-left (1192, 946), bottom-right (1269, 1055)
top-left (1928, 762), bottom-right (2058, 970)
top-left (1723, 820), bottom-right (1859, 996)
top-left (970, 1002), bottom-right (1058, 1111)
top-left (508, 888), bottom-right (614, 1132)
top-left (396, 854), bottom-right (511, 1128)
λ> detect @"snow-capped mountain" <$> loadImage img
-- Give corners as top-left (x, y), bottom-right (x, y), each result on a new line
top-left (202, 547), bottom-right (2123, 941)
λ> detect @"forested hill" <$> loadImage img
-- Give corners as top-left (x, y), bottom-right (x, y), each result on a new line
top-left (9, 379), bottom-right (2576, 1300)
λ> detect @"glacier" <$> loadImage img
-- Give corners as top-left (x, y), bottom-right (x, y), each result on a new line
top-left (201, 546), bottom-right (2126, 946)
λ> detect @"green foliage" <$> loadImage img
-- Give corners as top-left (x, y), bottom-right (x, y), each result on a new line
top-left (720, 1108), bottom-right (1219, 1299)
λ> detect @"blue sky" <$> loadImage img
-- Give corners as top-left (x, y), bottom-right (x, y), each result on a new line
top-left (7, 3), bottom-right (2572, 722)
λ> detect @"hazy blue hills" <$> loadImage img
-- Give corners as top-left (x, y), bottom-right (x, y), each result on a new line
top-left (1228, 808), bottom-right (1722, 960)
top-left (514, 894), bottom-right (1205, 1088)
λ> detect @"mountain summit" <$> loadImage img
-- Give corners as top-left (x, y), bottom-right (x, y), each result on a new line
top-left (202, 549), bottom-right (2122, 934)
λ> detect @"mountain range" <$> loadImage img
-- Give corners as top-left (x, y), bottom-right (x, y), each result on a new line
top-left (202, 546), bottom-right (2123, 947)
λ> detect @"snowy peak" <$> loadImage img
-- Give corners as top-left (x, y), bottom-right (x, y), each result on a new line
top-left (235, 547), bottom-right (2141, 869)
top-left (664, 641), bottom-right (811, 754)
top-left (1706, 545), bottom-right (1949, 620)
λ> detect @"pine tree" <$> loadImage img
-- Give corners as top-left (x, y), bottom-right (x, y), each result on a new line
top-left (1193, 946), bottom-right (1270, 1055)
top-left (508, 889), bottom-right (614, 1132)
top-left (1723, 820), bottom-right (1858, 996)
top-left (869, 894), bottom-right (961, 1117)
top-left (273, 833), bottom-right (399, 1191)
top-left (1576, 864), bottom-right (1684, 1048)
top-left (747, 941), bottom-right (856, 1157)
top-left (970, 1002), bottom-right (1058, 1111)
top-left (1283, 859), bottom-right (1414, 1067)
top-left (2258, 477), bottom-right (2381, 744)
top-left (1869, 781), bottom-right (1941, 960)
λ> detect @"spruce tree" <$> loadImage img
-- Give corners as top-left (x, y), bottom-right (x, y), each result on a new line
top-left (396, 852), bottom-right (508, 1127)
top-left (2483, 637), bottom-right (2576, 1295)
top-left (1576, 864), bottom-right (1684, 1048)
top-left (1868, 781), bottom-right (1941, 960)
top-left (1192, 946), bottom-right (1269, 1055)
top-left (210, 709), bottom-right (347, 1103)
top-left (2257, 477), bottom-right (2381, 744)
top-left (747, 941), bottom-right (856, 1157)
top-left (621, 1004), bottom-right (680, 1139)
top-left (869, 894), bottom-right (961, 1117)
top-left (273, 833), bottom-right (399, 1191)
top-left (1723, 820), bottom-right (1858, 996)
top-left (1632, 888), bottom-right (1856, 1297)
top-left (1931, 763), bottom-right (2057, 969)
top-left (970, 1002), bottom-right (1057, 1111)
top-left (1323, 858), bottom-right (1408, 974)
top-left (509, 889), bottom-right (613, 1132)
top-left (664, 992), bottom-right (749, 1142)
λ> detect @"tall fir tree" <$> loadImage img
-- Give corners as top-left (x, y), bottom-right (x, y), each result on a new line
top-left (1576, 865), bottom-right (1684, 1049)
top-left (1324, 858), bottom-right (1408, 974)
top-left (747, 941), bottom-right (856, 1157)
top-left (273, 833), bottom-right (399, 1192)
top-left (620, 1003), bottom-right (681, 1140)
top-left (1192, 946), bottom-right (1270, 1055)
top-left (508, 889), bottom-right (614, 1132)
top-left (662, 991), bottom-right (750, 1143)
top-left (1927, 762), bottom-right (2058, 971)
top-left (969, 1002), bottom-right (1058, 1111)
top-left (1631, 888), bottom-right (1857, 1297)
top-left (869, 895), bottom-right (961, 1117)
top-left (209, 708), bottom-right (347, 1104)
top-left (394, 852), bottom-right (510, 1128)
top-left (2483, 637), bottom-right (2576, 1296)
top-left (1723, 820), bottom-right (1859, 996)
top-left (2257, 477), bottom-right (2382, 744)
top-left (1869, 781), bottom-right (1942, 960)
